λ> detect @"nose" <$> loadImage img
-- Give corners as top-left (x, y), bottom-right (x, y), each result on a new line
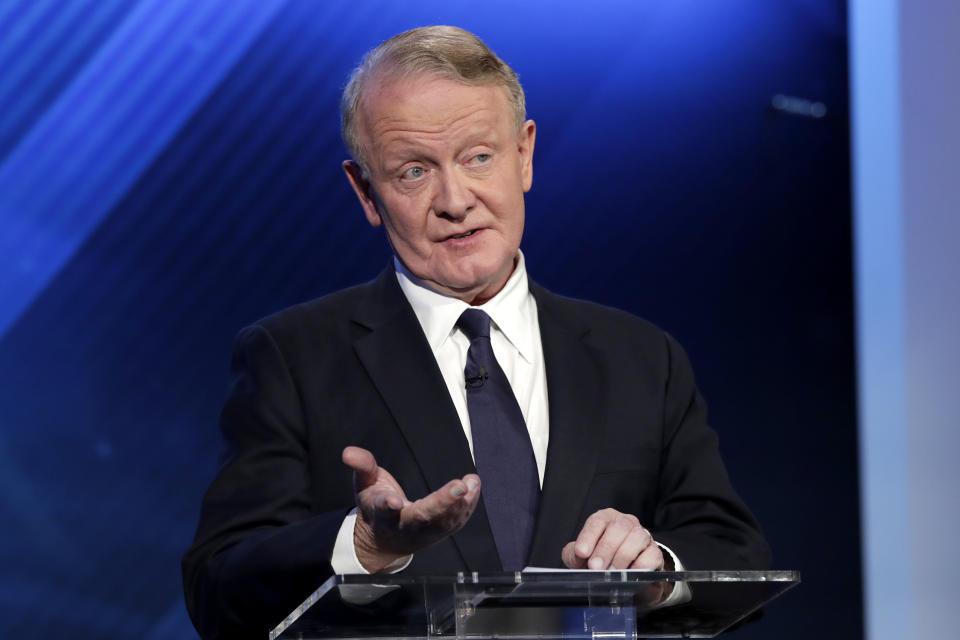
top-left (433, 168), bottom-right (476, 220)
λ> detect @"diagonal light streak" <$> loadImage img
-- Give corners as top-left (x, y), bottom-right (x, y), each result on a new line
top-left (0, 0), bottom-right (288, 341)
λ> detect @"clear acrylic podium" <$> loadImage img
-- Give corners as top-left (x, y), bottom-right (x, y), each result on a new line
top-left (270, 570), bottom-right (799, 639)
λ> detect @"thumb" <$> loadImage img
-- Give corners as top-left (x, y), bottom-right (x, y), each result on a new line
top-left (562, 541), bottom-right (586, 569)
top-left (342, 446), bottom-right (378, 491)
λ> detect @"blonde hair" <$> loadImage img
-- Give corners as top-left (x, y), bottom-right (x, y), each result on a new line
top-left (341, 26), bottom-right (526, 172)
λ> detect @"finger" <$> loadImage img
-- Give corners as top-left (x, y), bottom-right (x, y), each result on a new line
top-left (462, 473), bottom-right (481, 495)
top-left (414, 476), bottom-right (478, 522)
top-left (574, 509), bottom-right (616, 560)
top-left (355, 482), bottom-right (405, 524)
top-left (630, 541), bottom-right (665, 571)
top-left (562, 541), bottom-right (588, 569)
top-left (342, 446), bottom-right (379, 490)
top-left (588, 514), bottom-right (637, 570)
top-left (460, 474), bottom-right (482, 511)
top-left (370, 487), bottom-right (405, 512)
top-left (610, 525), bottom-right (654, 570)
top-left (398, 474), bottom-right (482, 539)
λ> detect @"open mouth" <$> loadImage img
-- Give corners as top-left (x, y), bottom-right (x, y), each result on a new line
top-left (449, 230), bottom-right (477, 240)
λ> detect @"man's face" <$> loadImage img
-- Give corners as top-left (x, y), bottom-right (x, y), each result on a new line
top-left (344, 73), bottom-right (535, 305)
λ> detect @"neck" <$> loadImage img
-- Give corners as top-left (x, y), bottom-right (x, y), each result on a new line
top-left (394, 254), bottom-right (520, 306)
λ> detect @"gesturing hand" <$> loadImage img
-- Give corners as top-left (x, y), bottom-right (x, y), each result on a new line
top-left (342, 446), bottom-right (482, 573)
top-left (561, 508), bottom-right (666, 571)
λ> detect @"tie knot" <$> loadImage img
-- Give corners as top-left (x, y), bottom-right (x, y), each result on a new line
top-left (457, 308), bottom-right (491, 341)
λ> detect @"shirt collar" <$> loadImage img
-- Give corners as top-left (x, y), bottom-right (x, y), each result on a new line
top-left (395, 251), bottom-right (537, 363)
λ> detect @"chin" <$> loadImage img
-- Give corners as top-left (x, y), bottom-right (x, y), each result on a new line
top-left (447, 261), bottom-right (513, 296)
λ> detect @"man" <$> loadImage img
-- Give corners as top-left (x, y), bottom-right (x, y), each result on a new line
top-left (183, 26), bottom-right (770, 640)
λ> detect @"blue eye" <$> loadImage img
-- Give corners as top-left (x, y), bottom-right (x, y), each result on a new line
top-left (474, 153), bottom-right (491, 164)
top-left (402, 166), bottom-right (425, 180)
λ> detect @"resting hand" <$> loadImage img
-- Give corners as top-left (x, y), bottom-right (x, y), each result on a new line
top-left (342, 446), bottom-right (481, 573)
top-left (561, 508), bottom-right (666, 571)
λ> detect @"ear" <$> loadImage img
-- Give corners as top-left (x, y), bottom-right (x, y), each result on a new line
top-left (343, 160), bottom-right (383, 227)
top-left (517, 120), bottom-right (536, 192)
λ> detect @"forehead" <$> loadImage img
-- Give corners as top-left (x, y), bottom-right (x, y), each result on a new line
top-left (357, 73), bottom-right (514, 150)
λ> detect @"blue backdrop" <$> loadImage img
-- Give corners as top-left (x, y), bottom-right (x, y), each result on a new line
top-left (0, 1), bottom-right (857, 638)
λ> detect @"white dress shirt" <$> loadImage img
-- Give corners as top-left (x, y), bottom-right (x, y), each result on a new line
top-left (394, 251), bottom-right (550, 482)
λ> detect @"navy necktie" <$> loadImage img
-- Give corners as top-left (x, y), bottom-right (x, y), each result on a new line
top-left (457, 308), bottom-right (540, 570)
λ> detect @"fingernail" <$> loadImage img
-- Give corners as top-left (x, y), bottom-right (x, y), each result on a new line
top-left (451, 485), bottom-right (466, 497)
top-left (588, 557), bottom-right (604, 570)
top-left (577, 543), bottom-right (589, 556)
top-left (466, 478), bottom-right (479, 491)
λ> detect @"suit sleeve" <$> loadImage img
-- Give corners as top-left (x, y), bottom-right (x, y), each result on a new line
top-left (650, 333), bottom-right (772, 570)
top-left (181, 324), bottom-right (347, 640)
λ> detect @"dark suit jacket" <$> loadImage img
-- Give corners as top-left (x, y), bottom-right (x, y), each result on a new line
top-left (182, 268), bottom-right (770, 640)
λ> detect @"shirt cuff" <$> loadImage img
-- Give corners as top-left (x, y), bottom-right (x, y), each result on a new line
top-left (331, 509), bottom-right (413, 605)
top-left (331, 508), bottom-right (414, 574)
top-left (655, 542), bottom-right (692, 608)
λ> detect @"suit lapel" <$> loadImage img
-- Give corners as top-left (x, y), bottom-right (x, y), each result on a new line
top-left (527, 284), bottom-right (607, 567)
top-left (351, 269), bottom-right (501, 570)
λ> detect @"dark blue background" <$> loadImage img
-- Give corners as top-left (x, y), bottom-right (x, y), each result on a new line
top-left (0, 1), bottom-right (857, 638)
